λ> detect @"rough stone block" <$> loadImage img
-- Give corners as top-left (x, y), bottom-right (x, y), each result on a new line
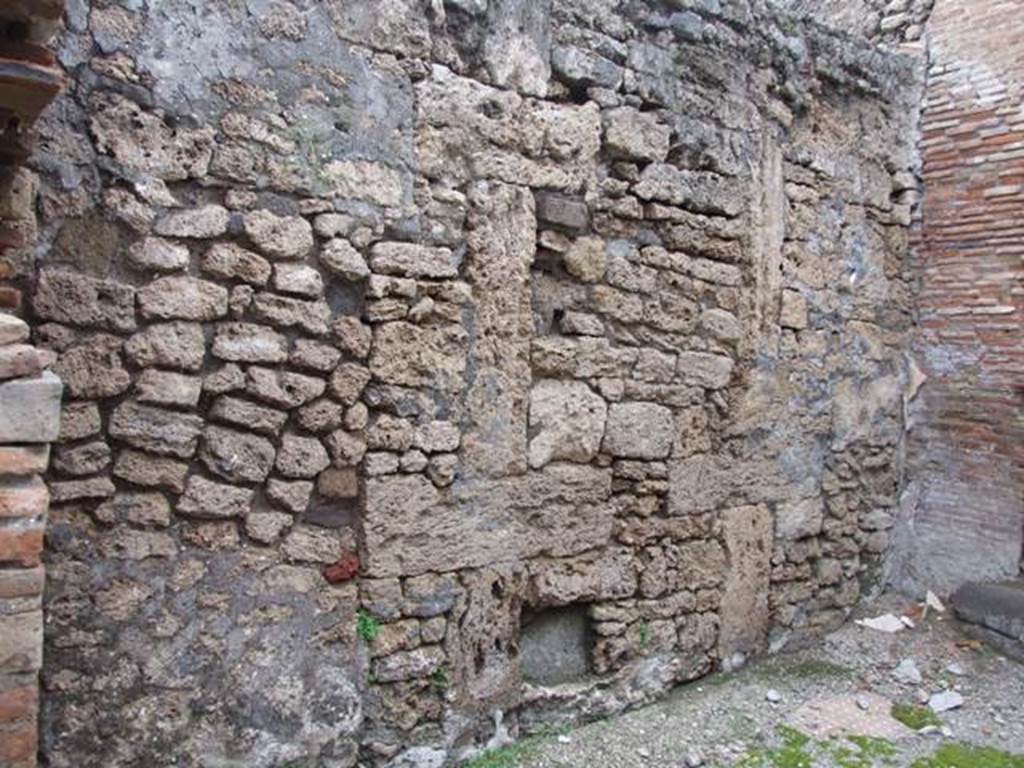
top-left (527, 379), bottom-right (607, 468)
top-left (0, 372), bottom-right (62, 443)
top-left (138, 276), bottom-right (229, 321)
top-left (602, 401), bottom-right (674, 459)
top-left (33, 269), bottom-right (136, 332)
top-left (176, 475), bottom-right (253, 519)
top-left (0, 344), bottom-right (42, 381)
top-left (718, 505), bottom-right (773, 659)
top-left (108, 401), bottom-right (203, 458)
top-left (0, 314), bottom-right (29, 346)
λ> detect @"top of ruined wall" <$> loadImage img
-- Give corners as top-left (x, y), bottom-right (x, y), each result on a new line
top-left (775, 0), bottom-right (934, 45)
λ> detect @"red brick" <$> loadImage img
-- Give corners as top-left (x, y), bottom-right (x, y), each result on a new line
top-left (0, 681), bottom-right (37, 723)
top-left (0, 478), bottom-right (48, 519)
top-left (0, 446), bottom-right (49, 477)
top-left (0, 525), bottom-right (44, 567)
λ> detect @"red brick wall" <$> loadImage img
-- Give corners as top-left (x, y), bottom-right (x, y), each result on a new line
top-left (898, 0), bottom-right (1024, 594)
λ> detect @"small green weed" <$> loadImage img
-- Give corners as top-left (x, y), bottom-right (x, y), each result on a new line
top-left (891, 703), bottom-right (942, 731)
top-left (356, 610), bottom-right (380, 643)
top-left (638, 620), bottom-right (651, 648)
top-left (429, 666), bottom-right (450, 690)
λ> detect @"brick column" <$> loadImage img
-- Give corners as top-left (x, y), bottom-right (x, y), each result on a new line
top-left (897, 0), bottom-right (1024, 594)
top-left (0, 314), bottom-right (61, 768)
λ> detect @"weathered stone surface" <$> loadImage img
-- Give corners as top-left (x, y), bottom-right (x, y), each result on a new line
top-left (563, 236), bottom-right (607, 282)
top-left (320, 159), bottom-right (404, 206)
top-left (718, 505), bottom-right (773, 659)
top-left (370, 322), bottom-right (467, 391)
top-left (296, 398), bottom-right (345, 433)
top-left (329, 364), bottom-right (371, 406)
top-left (326, 429), bottom-right (367, 467)
top-left (281, 526), bottom-right (345, 563)
top-left (138, 276), bottom-right (228, 321)
top-left (58, 402), bottom-right (101, 443)
top-left (369, 242), bottom-right (458, 279)
top-left (245, 511), bottom-right (293, 544)
top-left (527, 379), bottom-right (607, 468)
top-left (273, 263), bottom-right (323, 298)
top-left (371, 646), bottom-right (445, 683)
top-left (95, 492), bottom-right (172, 528)
top-left (51, 334), bottom-right (130, 399)
top-left (50, 476), bottom-right (116, 503)
top-left (212, 322), bottom-right (288, 363)
top-left (209, 396), bottom-right (288, 436)
top-left (135, 370), bottom-right (202, 408)
top-left (201, 243), bottom-right (272, 286)
top-left (245, 367), bottom-right (325, 409)
top-left (52, 440), bottom-right (111, 476)
top-left (604, 107), bottom-right (671, 162)
top-left (634, 164), bottom-right (742, 217)
top-left (333, 317), bottom-right (373, 359)
top-left (364, 466), bottom-right (613, 577)
top-left (109, 401), bottom-right (203, 458)
top-left (0, 372), bottom-right (62, 443)
top-left (251, 293), bottom-right (331, 335)
top-left (153, 205), bottom-right (230, 238)
top-left (33, 270), bottom-right (136, 332)
top-left (127, 237), bottom-right (190, 272)
top-left (266, 478), bottom-right (314, 514)
top-left (0, 344), bottom-right (42, 381)
top-left (200, 425), bottom-right (276, 484)
top-left (113, 449), bottom-right (189, 493)
top-left (603, 402), bottom-right (674, 460)
top-left (776, 497), bottom-right (825, 540)
top-left (177, 475), bottom-right (253, 519)
top-left (125, 322), bottom-right (206, 371)
top-left (0, 313), bottom-right (30, 346)
top-left (275, 434), bottom-right (330, 479)
top-left (317, 468), bottom-right (359, 500)
top-left (320, 239), bottom-right (369, 281)
top-left (534, 191), bottom-right (590, 231)
top-left (90, 92), bottom-right (214, 180)
top-left (243, 210), bottom-right (314, 259)
top-left (415, 66), bottom-right (601, 192)
top-left (676, 352), bottom-right (734, 389)
top-left (290, 340), bottom-right (341, 373)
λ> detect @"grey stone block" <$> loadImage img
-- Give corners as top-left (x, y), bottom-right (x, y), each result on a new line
top-left (0, 371), bottom-right (63, 443)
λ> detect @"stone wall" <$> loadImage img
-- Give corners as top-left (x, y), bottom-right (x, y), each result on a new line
top-left (24, 1), bottom-right (920, 766)
top-left (780, 0), bottom-right (935, 45)
top-left (892, 0), bottom-right (1024, 596)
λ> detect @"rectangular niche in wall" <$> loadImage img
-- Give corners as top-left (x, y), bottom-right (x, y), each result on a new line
top-left (519, 604), bottom-right (592, 686)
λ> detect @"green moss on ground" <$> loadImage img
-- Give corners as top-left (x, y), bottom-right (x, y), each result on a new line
top-left (911, 743), bottom-right (1024, 768)
top-left (891, 703), bottom-right (942, 731)
top-left (735, 727), bottom-right (896, 768)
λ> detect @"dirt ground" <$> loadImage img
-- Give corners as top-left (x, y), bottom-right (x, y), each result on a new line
top-left (487, 592), bottom-right (1024, 767)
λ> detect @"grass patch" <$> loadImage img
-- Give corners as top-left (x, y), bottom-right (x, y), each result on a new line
top-left (356, 610), bottom-right (380, 643)
top-left (754, 658), bottom-right (856, 682)
top-left (735, 727), bottom-right (896, 768)
top-left (461, 729), bottom-right (569, 768)
top-left (911, 743), bottom-right (1024, 768)
top-left (891, 703), bottom-right (942, 731)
